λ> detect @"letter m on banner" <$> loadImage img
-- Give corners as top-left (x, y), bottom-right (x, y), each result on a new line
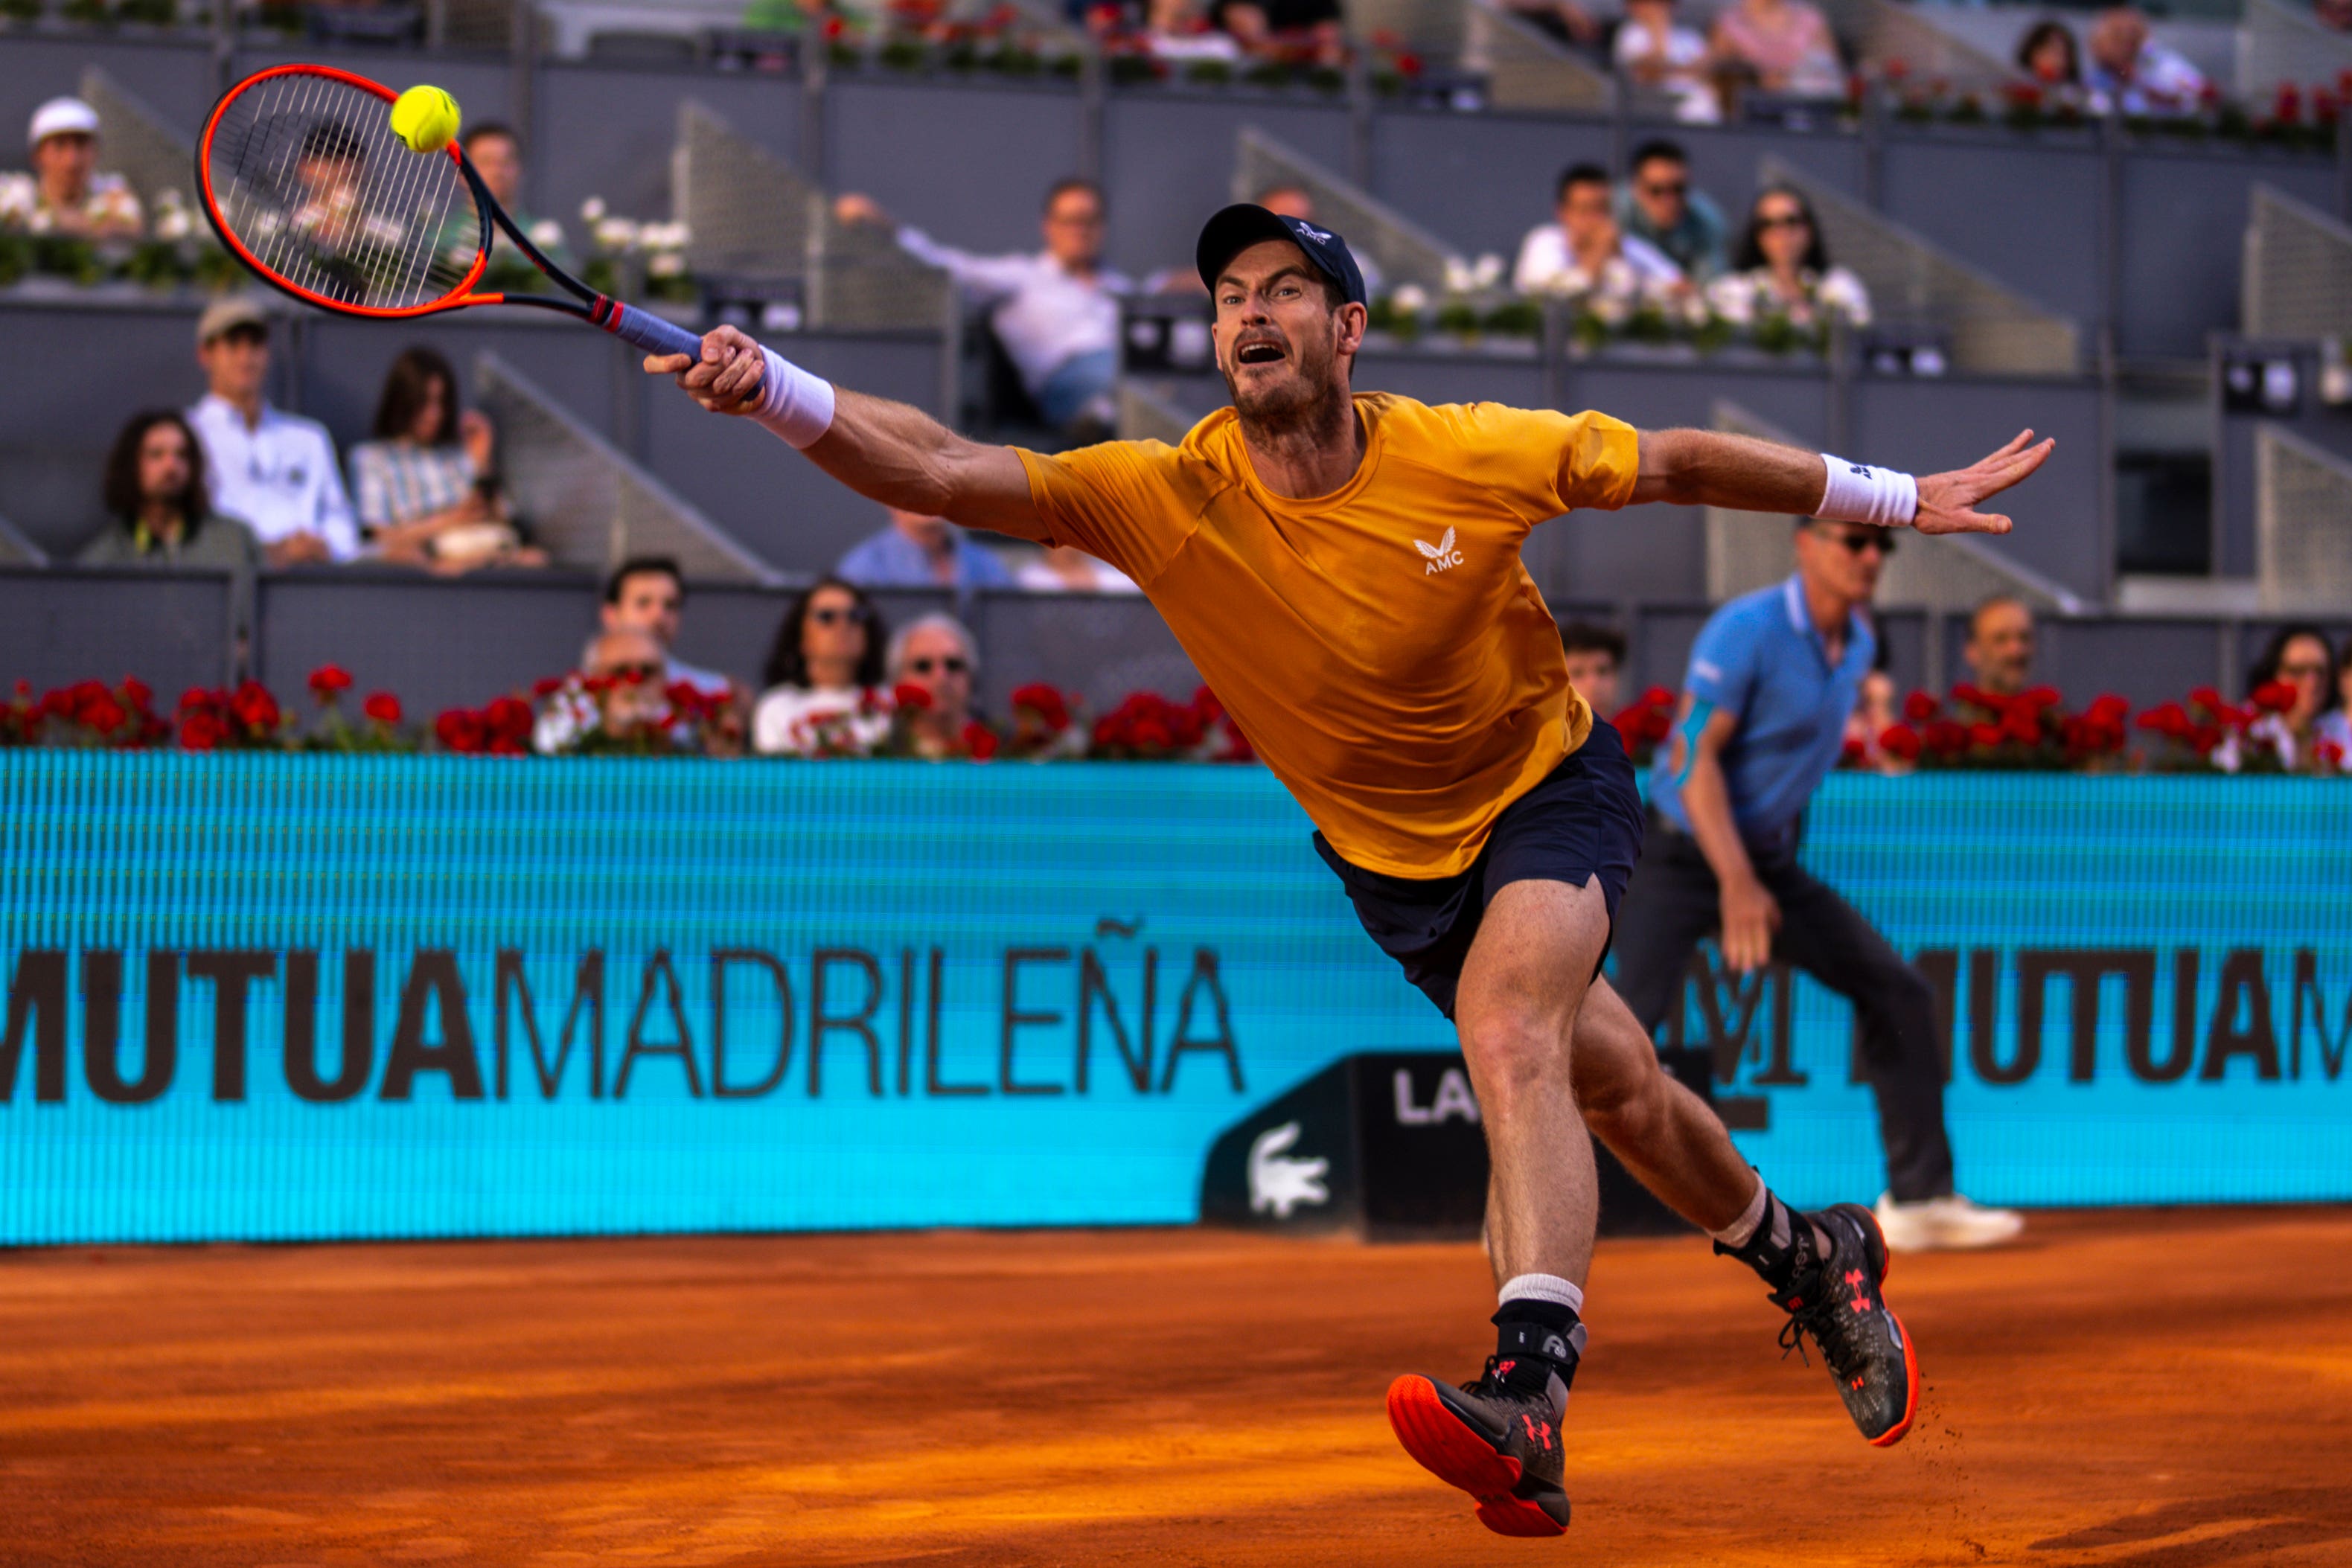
top-left (2292, 950), bottom-right (2352, 1082)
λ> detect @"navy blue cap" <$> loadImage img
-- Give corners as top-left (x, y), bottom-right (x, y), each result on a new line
top-left (1195, 203), bottom-right (1367, 307)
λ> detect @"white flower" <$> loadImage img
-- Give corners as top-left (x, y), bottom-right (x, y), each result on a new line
top-left (647, 250), bottom-right (685, 278)
top-left (642, 221), bottom-right (691, 251)
top-left (1442, 255), bottom-right (1476, 295)
top-left (593, 216), bottom-right (640, 251)
top-left (1389, 282), bottom-right (1428, 315)
top-left (1588, 289), bottom-right (1632, 326)
top-left (527, 218), bottom-right (564, 249)
top-left (1816, 268), bottom-right (1873, 328)
top-left (1706, 272), bottom-right (1757, 326)
top-left (154, 205), bottom-right (192, 240)
top-left (1471, 253), bottom-right (1504, 289)
top-left (1678, 289), bottom-right (1713, 328)
top-left (580, 196), bottom-right (606, 223)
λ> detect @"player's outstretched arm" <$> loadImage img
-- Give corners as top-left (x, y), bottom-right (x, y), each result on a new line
top-left (1626, 427), bottom-right (2054, 536)
top-left (642, 324), bottom-right (1041, 536)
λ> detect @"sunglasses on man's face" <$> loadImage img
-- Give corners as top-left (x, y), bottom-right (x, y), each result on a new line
top-left (2278, 659), bottom-right (2330, 680)
top-left (1640, 181), bottom-right (1689, 199)
top-left (1813, 525), bottom-right (1895, 557)
top-left (809, 604), bottom-right (870, 626)
top-left (909, 656), bottom-right (969, 676)
top-left (1756, 213), bottom-right (1811, 231)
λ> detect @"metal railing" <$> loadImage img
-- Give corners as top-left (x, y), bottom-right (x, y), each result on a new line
top-left (0, 513), bottom-right (45, 568)
top-left (2243, 184), bottom-right (2352, 344)
top-left (1233, 127), bottom-right (1459, 292)
top-left (2237, 0), bottom-right (2352, 98)
top-left (1707, 399), bottom-right (2086, 612)
top-left (671, 100), bottom-right (952, 333)
top-left (473, 351), bottom-right (782, 584)
top-left (2255, 423), bottom-right (2352, 616)
top-left (81, 68), bottom-right (197, 217)
top-left (425, 0), bottom-right (520, 49)
top-left (1345, 0), bottom-right (1611, 111)
top-left (1760, 156), bottom-right (2082, 378)
top-left (1814, 0), bottom-right (2016, 85)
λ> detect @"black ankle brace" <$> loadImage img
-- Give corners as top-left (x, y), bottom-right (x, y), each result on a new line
top-left (1713, 1191), bottom-right (1821, 1301)
top-left (1491, 1301), bottom-right (1583, 1391)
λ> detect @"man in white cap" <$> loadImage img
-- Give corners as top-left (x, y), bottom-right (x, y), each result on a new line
top-left (185, 295), bottom-right (361, 567)
top-left (0, 97), bottom-right (142, 240)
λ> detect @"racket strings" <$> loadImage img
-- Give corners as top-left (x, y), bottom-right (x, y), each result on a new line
top-left (205, 72), bottom-right (482, 311)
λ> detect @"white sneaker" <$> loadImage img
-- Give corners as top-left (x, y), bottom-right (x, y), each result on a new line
top-left (1873, 1193), bottom-right (2025, 1252)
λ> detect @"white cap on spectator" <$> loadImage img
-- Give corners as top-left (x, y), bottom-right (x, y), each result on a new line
top-left (28, 96), bottom-right (100, 150)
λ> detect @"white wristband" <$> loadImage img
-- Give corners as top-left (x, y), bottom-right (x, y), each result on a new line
top-left (751, 345), bottom-right (837, 449)
top-left (1815, 454), bottom-right (1917, 529)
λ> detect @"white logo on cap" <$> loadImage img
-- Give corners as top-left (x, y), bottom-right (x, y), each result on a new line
top-left (1297, 223), bottom-right (1332, 243)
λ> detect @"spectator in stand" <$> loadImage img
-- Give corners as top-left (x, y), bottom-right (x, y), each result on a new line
top-left (348, 347), bottom-right (544, 573)
top-left (1707, 186), bottom-right (1872, 330)
top-left (1212, 0), bottom-right (1346, 65)
top-left (533, 627), bottom-right (675, 755)
top-left (1018, 544), bottom-right (1140, 592)
top-left (1514, 163), bottom-right (1683, 298)
top-left (839, 506), bottom-right (1015, 592)
top-left (1144, 0), bottom-right (1243, 60)
top-left (2084, 7), bottom-right (2206, 117)
top-left (835, 179), bottom-right (1131, 441)
top-left (2015, 19), bottom-right (2083, 89)
top-left (1502, 0), bottom-right (1600, 49)
top-left (1617, 140), bottom-right (1729, 284)
top-left (752, 576), bottom-right (893, 757)
top-left (186, 295), bottom-right (361, 568)
top-left (1614, 0), bottom-right (1722, 125)
top-left (2246, 626), bottom-right (2337, 769)
top-left (79, 410), bottom-right (265, 651)
top-left (888, 613), bottom-right (982, 760)
top-left (2318, 642), bottom-right (2352, 760)
top-left (1618, 520), bottom-right (2022, 1252)
top-left (1710, 0), bottom-right (1844, 101)
top-left (0, 97), bottom-right (141, 240)
top-left (456, 123), bottom-right (570, 268)
top-left (598, 556), bottom-right (734, 697)
top-left (1961, 595), bottom-right (2036, 698)
top-left (1559, 621), bottom-right (1626, 718)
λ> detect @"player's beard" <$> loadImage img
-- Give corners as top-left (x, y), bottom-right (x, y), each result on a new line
top-left (1224, 321), bottom-right (1350, 448)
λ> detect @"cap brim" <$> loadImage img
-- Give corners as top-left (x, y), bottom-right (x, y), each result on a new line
top-left (1195, 203), bottom-right (1311, 294)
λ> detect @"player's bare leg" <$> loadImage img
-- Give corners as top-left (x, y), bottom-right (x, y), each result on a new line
top-left (1387, 876), bottom-right (1608, 1538)
top-left (1568, 977), bottom-right (1922, 1447)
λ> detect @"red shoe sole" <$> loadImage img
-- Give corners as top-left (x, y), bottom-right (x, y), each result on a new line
top-left (1870, 1309), bottom-right (1923, 1449)
top-left (1385, 1376), bottom-right (1567, 1538)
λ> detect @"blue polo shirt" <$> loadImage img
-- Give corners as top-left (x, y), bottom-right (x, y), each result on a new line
top-left (1649, 575), bottom-right (1873, 848)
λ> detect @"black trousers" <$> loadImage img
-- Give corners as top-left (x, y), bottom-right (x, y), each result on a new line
top-left (1611, 812), bottom-right (1956, 1203)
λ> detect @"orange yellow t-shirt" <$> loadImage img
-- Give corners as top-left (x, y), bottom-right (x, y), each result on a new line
top-left (1014, 392), bottom-right (1640, 878)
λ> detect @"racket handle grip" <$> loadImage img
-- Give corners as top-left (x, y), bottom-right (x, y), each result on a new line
top-left (603, 301), bottom-right (710, 362)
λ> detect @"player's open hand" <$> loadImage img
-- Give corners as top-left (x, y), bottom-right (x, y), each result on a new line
top-left (642, 324), bottom-right (766, 415)
top-left (1913, 429), bottom-right (2054, 537)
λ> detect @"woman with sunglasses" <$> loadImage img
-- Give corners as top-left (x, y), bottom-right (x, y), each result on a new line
top-left (2243, 625), bottom-right (2339, 772)
top-left (1707, 185), bottom-right (1871, 337)
top-left (752, 576), bottom-right (892, 757)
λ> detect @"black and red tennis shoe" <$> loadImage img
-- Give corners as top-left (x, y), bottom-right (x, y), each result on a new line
top-left (1774, 1201), bottom-right (1920, 1447)
top-left (1386, 1354), bottom-right (1573, 1537)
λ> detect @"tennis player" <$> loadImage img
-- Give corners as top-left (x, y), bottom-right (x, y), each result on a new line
top-left (645, 205), bottom-right (2052, 1538)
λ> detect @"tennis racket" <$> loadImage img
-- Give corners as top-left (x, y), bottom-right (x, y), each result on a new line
top-left (196, 63), bottom-right (707, 361)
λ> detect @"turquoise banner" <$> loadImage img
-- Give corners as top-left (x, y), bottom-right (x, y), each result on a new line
top-left (1, 756), bottom-right (2348, 1244)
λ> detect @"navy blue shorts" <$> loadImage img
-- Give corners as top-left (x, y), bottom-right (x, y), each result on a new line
top-left (1314, 720), bottom-right (1646, 1021)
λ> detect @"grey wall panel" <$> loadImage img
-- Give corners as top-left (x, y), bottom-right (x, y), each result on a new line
top-left (1875, 607), bottom-right (1926, 694)
top-left (535, 64), bottom-right (801, 226)
top-left (0, 33), bottom-right (214, 141)
top-left (1629, 602), bottom-right (1711, 697)
top-left (2211, 345), bottom-right (2352, 580)
top-left (255, 569), bottom-right (601, 716)
top-left (2117, 149), bottom-right (2337, 359)
top-left (0, 566), bottom-right (231, 694)
top-left (822, 80), bottom-right (1084, 254)
top-left (968, 587), bottom-right (1201, 716)
top-left (229, 45), bottom-right (516, 127)
top-left (1879, 135), bottom-right (2102, 325)
top-left (1100, 93), bottom-right (1352, 278)
top-left (1355, 351), bottom-right (1547, 409)
top-left (297, 312), bottom-right (621, 450)
top-left (1666, 120), bottom-right (1864, 220)
top-left (1848, 376), bottom-right (2106, 599)
top-left (639, 332), bottom-right (946, 574)
top-left (1369, 109), bottom-right (1608, 261)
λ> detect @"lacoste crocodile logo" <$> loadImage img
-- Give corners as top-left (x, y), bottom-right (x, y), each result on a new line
top-left (1416, 526), bottom-right (1462, 575)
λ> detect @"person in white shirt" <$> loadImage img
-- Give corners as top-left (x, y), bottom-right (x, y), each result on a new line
top-left (2084, 6), bottom-right (2207, 116)
top-left (1512, 163), bottom-right (1684, 299)
top-left (834, 179), bottom-right (1131, 438)
top-left (1614, 0), bottom-right (1721, 124)
top-left (185, 295), bottom-right (360, 567)
top-left (752, 577), bottom-right (892, 757)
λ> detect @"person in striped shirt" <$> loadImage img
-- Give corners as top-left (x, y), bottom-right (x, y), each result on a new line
top-left (348, 346), bottom-right (544, 572)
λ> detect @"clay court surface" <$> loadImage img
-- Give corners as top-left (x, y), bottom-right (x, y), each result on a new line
top-left (3, 1209), bottom-right (2349, 1567)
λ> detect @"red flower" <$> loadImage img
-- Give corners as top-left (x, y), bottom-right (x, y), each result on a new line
top-left (435, 708), bottom-right (487, 754)
top-left (362, 692), bottom-right (403, 726)
top-left (484, 697), bottom-right (534, 749)
top-left (307, 664), bottom-right (354, 700)
top-left (961, 721), bottom-right (1000, 761)
top-left (1012, 682), bottom-right (1072, 732)
top-left (822, 13), bottom-right (846, 38)
top-left (2252, 679), bottom-right (2300, 715)
top-left (2001, 708), bottom-right (2042, 746)
top-left (1902, 690), bottom-right (1938, 723)
top-left (1950, 681), bottom-right (1991, 711)
top-left (1923, 720), bottom-right (1969, 756)
top-left (84, 695), bottom-right (128, 735)
top-left (1841, 735), bottom-right (1867, 766)
top-left (531, 676), bottom-right (567, 700)
top-left (892, 682), bottom-right (933, 711)
top-left (1393, 51), bottom-right (1422, 75)
top-left (178, 685), bottom-right (217, 714)
top-left (121, 676), bottom-right (153, 711)
top-left (1969, 721), bottom-right (2004, 749)
top-left (2319, 740), bottom-right (2346, 772)
top-left (229, 681), bottom-right (281, 736)
top-left (1879, 723), bottom-right (1923, 762)
top-left (178, 711), bottom-right (226, 752)
top-left (2188, 685), bottom-right (2225, 716)
top-left (1190, 685), bottom-right (1225, 727)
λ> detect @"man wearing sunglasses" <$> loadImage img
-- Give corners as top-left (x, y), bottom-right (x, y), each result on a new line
top-left (1617, 520), bottom-right (2026, 1257)
top-left (1615, 140), bottom-right (1728, 285)
top-left (645, 203), bottom-right (2051, 1539)
top-left (886, 613), bottom-right (980, 760)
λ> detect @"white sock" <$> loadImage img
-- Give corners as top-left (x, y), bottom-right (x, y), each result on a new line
top-left (1708, 1178), bottom-right (1770, 1249)
top-left (1498, 1273), bottom-right (1584, 1316)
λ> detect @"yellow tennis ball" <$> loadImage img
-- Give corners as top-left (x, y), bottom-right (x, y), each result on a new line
top-left (389, 85), bottom-right (461, 155)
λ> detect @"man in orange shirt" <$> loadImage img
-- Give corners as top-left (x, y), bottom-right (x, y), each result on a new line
top-left (646, 205), bottom-right (2051, 1538)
